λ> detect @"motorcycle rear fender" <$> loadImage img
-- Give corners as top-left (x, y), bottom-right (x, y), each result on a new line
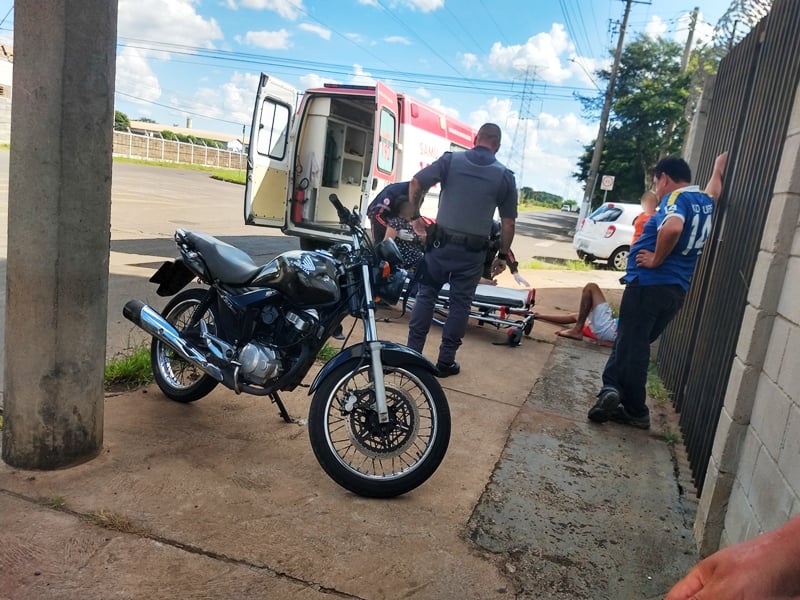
top-left (150, 259), bottom-right (197, 297)
top-left (308, 341), bottom-right (437, 394)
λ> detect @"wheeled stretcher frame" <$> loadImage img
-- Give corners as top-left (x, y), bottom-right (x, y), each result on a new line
top-left (409, 282), bottom-right (536, 347)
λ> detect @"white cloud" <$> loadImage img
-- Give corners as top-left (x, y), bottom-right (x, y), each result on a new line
top-left (645, 15), bottom-right (669, 39)
top-left (116, 46), bottom-right (162, 103)
top-left (468, 98), bottom-right (592, 198)
top-left (415, 87), bottom-right (432, 98)
top-left (356, 0), bottom-right (379, 5)
top-left (299, 23), bottom-right (331, 40)
top-left (299, 73), bottom-right (340, 88)
top-left (648, 10), bottom-right (714, 49)
top-left (678, 10), bottom-right (715, 48)
top-left (461, 52), bottom-right (479, 70)
top-left (384, 36), bottom-right (411, 45)
top-left (345, 32), bottom-right (366, 44)
top-left (401, 0), bottom-right (444, 12)
top-left (349, 64), bottom-right (376, 86)
top-left (118, 0), bottom-right (223, 47)
top-left (238, 29), bottom-right (291, 50)
top-left (426, 98), bottom-right (460, 119)
top-left (486, 23), bottom-right (575, 83)
top-left (115, 0), bottom-right (224, 120)
top-left (233, 0), bottom-right (305, 20)
top-left (568, 56), bottom-right (607, 88)
top-left (180, 72), bottom-right (262, 127)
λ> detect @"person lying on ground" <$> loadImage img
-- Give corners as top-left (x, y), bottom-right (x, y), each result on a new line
top-left (533, 282), bottom-right (617, 347)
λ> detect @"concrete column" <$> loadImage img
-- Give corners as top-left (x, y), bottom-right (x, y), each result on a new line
top-left (683, 74), bottom-right (716, 175)
top-left (2, 1), bottom-right (118, 468)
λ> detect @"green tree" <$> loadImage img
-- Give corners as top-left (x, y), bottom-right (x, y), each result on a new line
top-left (114, 110), bottom-right (130, 131)
top-left (138, 117), bottom-right (157, 123)
top-left (574, 35), bottom-right (693, 206)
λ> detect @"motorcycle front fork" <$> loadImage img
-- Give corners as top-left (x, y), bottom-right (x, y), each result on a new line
top-left (359, 263), bottom-right (390, 424)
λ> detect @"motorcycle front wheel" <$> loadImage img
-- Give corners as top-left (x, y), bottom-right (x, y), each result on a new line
top-left (151, 288), bottom-right (219, 403)
top-left (308, 360), bottom-right (451, 498)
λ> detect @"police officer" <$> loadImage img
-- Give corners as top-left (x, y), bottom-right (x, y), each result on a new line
top-left (366, 181), bottom-right (410, 242)
top-left (406, 123), bottom-right (518, 377)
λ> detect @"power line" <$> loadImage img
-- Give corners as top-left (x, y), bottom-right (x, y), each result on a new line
top-left (476, 0), bottom-right (510, 44)
top-left (116, 37), bottom-right (597, 98)
top-left (373, 0), bottom-right (468, 80)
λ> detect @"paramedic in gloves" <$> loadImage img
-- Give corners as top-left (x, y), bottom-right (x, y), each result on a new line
top-left (406, 123), bottom-right (518, 378)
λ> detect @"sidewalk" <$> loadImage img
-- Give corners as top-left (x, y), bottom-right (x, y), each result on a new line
top-left (0, 269), bottom-right (698, 599)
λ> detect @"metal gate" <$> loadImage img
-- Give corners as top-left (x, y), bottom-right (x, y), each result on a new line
top-left (657, 0), bottom-right (800, 495)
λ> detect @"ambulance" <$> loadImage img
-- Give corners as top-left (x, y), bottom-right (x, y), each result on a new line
top-left (244, 73), bottom-right (476, 249)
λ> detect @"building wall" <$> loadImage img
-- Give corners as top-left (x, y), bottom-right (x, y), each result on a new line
top-left (0, 97), bottom-right (10, 144)
top-left (695, 80), bottom-right (800, 554)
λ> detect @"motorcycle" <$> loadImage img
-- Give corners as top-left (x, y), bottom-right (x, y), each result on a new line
top-left (123, 194), bottom-right (450, 498)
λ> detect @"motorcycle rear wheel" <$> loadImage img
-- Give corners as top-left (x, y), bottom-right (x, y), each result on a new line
top-left (308, 360), bottom-right (450, 498)
top-left (151, 288), bottom-right (219, 403)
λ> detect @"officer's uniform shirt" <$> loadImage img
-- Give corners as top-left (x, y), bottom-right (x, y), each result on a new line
top-left (414, 146), bottom-right (517, 237)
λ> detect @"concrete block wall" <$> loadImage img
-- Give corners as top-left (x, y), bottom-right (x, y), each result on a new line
top-left (694, 81), bottom-right (800, 554)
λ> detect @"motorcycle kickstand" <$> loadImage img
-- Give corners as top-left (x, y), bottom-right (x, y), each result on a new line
top-left (269, 392), bottom-right (293, 424)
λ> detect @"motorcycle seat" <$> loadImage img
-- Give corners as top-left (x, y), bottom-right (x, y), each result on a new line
top-left (183, 231), bottom-right (260, 285)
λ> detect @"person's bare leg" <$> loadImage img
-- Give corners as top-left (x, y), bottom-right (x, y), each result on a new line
top-left (533, 311), bottom-right (578, 325)
top-left (556, 283), bottom-right (604, 340)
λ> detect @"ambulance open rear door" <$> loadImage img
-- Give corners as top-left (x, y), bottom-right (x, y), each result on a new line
top-left (244, 73), bottom-right (298, 228)
top-left (372, 82), bottom-right (398, 192)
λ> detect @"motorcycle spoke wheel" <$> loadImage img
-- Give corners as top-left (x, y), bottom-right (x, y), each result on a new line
top-left (309, 362), bottom-right (450, 498)
top-left (151, 289), bottom-right (219, 403)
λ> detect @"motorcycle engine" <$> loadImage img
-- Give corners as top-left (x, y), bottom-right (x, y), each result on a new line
top-left (237, 342), bottom-right (281, 385)
top-left (237, 308), bottom-right (320, 385)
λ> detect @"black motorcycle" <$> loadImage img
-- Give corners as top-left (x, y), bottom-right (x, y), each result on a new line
top-left (123, 194), bottom-right (450, 498)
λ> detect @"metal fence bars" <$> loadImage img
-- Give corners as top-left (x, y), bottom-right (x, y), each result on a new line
top-left (656, 0), bottom-right (800, 495)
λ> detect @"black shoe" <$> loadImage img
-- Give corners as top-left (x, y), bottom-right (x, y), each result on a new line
top-left (587, 388), bottom-right (621, 423)
top-left (608, 405), bottom-right (651, 430)
top-left (435, 361), bottom-right (460, 378)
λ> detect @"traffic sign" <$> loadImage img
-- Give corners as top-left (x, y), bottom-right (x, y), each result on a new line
top-left (600, 175), bottom-right (615, 191)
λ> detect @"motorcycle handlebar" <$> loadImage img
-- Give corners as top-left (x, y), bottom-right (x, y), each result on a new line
top-left (329, 194), bottom-right (357, 227)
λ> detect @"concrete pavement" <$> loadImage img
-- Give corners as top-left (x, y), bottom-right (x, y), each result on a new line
top-left (0, 267), bottom-right (699, 599)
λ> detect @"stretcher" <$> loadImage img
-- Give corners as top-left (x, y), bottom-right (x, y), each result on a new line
top-left (407, 282), bottom-right (536, 347)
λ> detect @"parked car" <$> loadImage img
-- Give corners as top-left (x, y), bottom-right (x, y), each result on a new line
top-left (572, 202), bottom-right (641, 271)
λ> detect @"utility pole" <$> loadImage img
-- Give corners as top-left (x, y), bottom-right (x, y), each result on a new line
top-left (681, 7), bottom-right (700, 72)
top-left (578, 0), bottom-right (647, 222)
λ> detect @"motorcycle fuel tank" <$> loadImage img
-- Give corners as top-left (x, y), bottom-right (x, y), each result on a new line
top-left (251, 250), bottom-right (340, 305)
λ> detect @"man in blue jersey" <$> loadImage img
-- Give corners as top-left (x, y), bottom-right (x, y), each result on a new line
top-left (588, 153), bottom-right (728, 430)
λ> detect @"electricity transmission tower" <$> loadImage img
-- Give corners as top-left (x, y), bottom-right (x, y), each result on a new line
top-left (507, 67), bottom-right (537, 191)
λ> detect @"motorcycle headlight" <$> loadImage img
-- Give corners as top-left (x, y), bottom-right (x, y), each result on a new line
top-left (375, 238), bottom-right (403, 268)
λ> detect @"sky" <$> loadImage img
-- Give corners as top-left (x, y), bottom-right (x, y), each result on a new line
top-left (0, 0), bottom-right (737, 200)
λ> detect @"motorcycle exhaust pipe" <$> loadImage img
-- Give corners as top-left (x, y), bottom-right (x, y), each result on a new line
top-left (123, 299), bottom-right (224, 382)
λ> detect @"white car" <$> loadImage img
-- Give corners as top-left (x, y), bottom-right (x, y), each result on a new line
top-left (573, 202), bottom-right (641, 271)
